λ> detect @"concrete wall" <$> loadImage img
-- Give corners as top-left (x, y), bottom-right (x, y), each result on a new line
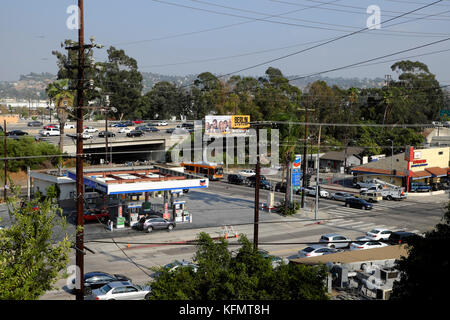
top-left (0, 115), bottom-right (19, 124)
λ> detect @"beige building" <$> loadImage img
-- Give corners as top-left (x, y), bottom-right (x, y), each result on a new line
top-left (351, 146), bottom-right (449, 191)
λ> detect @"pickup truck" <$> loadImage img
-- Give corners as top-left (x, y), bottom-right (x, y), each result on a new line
top-left (410, 182), bottom-right (432, 192)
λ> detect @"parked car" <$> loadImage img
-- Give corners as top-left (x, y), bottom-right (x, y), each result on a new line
top-left (410, 182), bottom-right (432, 192)
top-left (127, 130), bottom-right (144, 137)
top-left (83, 209), bottom-right (110, 223)
top-left (135, 125), bottom-right (149, 131)
top-left (118, 127), bottom-right (132, 134)
top-left (239, 169), bottom-right (256, 177)
top-left (146, 126), bottom-right (160, 132)
top-left (349, 239), bottom-right (388, 251)
top-left (156, 121), bottom-right (168, 126)
top-left (143, 217), bottom-right (176, 233)
top-left (83, 126), bottom-right (99, 133)
top-left (98, 131), bottom-right (116, 138)
top-left (275, 182), bottom-right (287, 193)
top-left (85, 281), bottom-right (151, 300)
top-left (319, 233), bottom-right (352, 249)
top-left (152, 260), bottom-right (198, 279)
top-left (246, 174), bottom-right (266, 185)
top-left (257, 249), bottom-right (289, 268)
top-left (132, 120), bottom-right (144, 124)
top-left (387, 231), bottom-right (418, 245)
top-left (358, 191), bottom-right (383, 203)
top-left (112, 122), bottom-right (128, 127)
top-left (227, 174), bottom-right (246, 185)
top-left (331, 192), bottom-right (353, 202)
top-left (66, 132), bottom-right (93, 139)
top-left (6, 130), bottom-right (28, 136)
top-left (365, 228), bottom-right (393, 241)
top-left (298, 245), bottom-right (341, 258)
top-left (345, 197), bottom-right (373, 210)
top-left (71, 271), bottom-right (132, 293)
top-left (166, 128), bottom-right (175, 134)
top-left (44, 124), bottom-right (59, 130)
top-left (64, 123), bottom-right (75, 129)
top-left (39, 128), bottom-right (60, 136)
top-left (132, 215), bottom-right (163, 231)
top-left (27, 121), bottom-right (43, 127)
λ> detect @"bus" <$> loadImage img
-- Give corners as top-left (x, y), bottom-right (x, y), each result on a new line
top-left (181, 162), bottom-right (224, 181)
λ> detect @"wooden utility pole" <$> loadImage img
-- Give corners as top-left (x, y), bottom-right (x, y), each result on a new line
top-left (301, 105), bottom-right (308, 208)
top-left (3, 120), bottom-right (7, 201)
top-left (75, 0), bottom-right (85, 301)
top-left (254, 128), bottom-right (260, 250)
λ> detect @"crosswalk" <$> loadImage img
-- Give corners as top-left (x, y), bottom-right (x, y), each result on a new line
top-left (321, 202), bottom-right (421, 234)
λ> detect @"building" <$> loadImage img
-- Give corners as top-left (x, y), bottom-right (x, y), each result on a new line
top-left (319, 147), bottom-right (364, 173)
top-left (351, 146), bottom-right (450, 191)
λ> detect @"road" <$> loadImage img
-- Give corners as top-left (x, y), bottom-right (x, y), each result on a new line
top-left (38, 180), bottom-right (449, 300)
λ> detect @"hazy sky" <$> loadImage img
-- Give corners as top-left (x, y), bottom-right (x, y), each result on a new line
top-left (1, 0), bottom-right (450, 83)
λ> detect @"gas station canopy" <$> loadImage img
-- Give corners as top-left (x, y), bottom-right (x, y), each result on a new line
top-left (67, 165), bottom-right (209, 195)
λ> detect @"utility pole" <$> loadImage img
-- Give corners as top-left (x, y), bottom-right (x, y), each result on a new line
top-left (75, 0), bottom-right (85, 301)
top-left (3, 120), bottom-right (7, 201)
top-left (254, 128), bottom-right (260, 250)
top-left (314, 125), bottom-right (321, 221)
top-left (301, 105), bottom-right (308, 208)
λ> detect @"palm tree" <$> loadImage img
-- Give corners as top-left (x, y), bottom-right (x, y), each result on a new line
top-left (45, 79), bottom-right (74, 153)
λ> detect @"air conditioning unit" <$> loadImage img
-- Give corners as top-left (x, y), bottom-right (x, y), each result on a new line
top-left (380, 268), bottom-right (399, 281)
top-left (376, 288), bottom-right (392, 300)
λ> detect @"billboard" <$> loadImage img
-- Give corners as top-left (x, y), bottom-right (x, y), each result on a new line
top-left (205, 115), bottom-right (250, 135)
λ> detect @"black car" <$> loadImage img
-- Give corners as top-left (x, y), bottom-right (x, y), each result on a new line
top-left (98, 131), bottom-right (116, 138)
top-left (246, 175), bottom-right (266, 185)
top-left (7, 130), bottom-right (28, 136)
top-left (146, 126), bottom-right (160, 132)
top-left (345, 197), bottom-right (373, 210)
top-left (127, 130), bottom-right (144, 137)
top-left (387, 231), bottom-right (418, 245)
top-left (27, 121), bottom-right (43, 127)
top-left (166, 128), bottom-right (175, 134)
top-left (275, 182), bottom-right (287, 193)
top-left (228, 174), bottom-right (246, 185)
top-left (72, 271), bottom-right (132, 293)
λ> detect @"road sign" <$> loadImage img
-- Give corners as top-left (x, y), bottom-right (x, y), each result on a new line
top-left (292, 168), bottom-right (302, 187)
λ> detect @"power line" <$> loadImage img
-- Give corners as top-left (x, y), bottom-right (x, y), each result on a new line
top-left (217, 0), bottom-right (445, 78)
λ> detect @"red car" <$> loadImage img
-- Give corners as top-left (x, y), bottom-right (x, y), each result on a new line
top-left (84, 209), bottom-right (110, 223)
top-left (44, 124), bottom-right (59, 130)
top-left (132, 120), bottom-right (144, 124)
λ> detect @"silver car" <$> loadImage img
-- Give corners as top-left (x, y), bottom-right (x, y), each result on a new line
top-left (298, 245), bottom-right (341, 258)
top-left (319, 233), bottom-right (352, 249)
top-left (85, 281), bottom-right (151, 300)
top-left (331, 192), bottom-right (353, 202)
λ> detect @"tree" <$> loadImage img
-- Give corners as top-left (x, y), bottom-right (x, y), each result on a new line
top-left (147, 233), bottom-right (329, 300)
top-left (100, 47), bottom-right (144, 120)
top-left (0, 188), bottom-right (71, 299)
top-left (390, 201), bottom-right (450, 300)
top-left (46, 79), bottom-right (74, 152)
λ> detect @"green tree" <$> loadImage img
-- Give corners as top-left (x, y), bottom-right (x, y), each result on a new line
top-left (0, 189), bottom-right (71, 299)
top-left (147, 233), bottom-right (329, 300)
top-left (46, 79), bottom-right (74, 152)
top-left (390, 202), bottom-right (450, 300)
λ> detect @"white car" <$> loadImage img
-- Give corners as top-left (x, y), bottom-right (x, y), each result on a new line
top-left (83, 126), bottom-right (99, 133)
top-left (365, 228), bottom-right (393, 241)
top-left (239, 169), bottom-right (256, 177)
top-left (303, 186), bottom-right (329, 198)
top-left (349, 239), bottom-right (389, 251)
top-left (298, 245), bottom-right (341, 258)
top-left (39, 128), bottom-right (60, 136)
top-left (118, 127), bottom-right (132, 134)
top-left (85, 281), bottom-right (151, 300)
top-left (319, 233), bottom-right (352, 249)
top-left (156, 121), bottom-right (168, 126)
top-left (64, 123), bottom-right (75, 129)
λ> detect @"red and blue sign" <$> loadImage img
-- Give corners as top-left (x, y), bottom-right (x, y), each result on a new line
top-left (293, 156), bottom-right (302, 168)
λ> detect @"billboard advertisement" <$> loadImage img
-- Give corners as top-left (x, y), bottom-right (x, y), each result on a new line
top-left (205, 115), bottom-right (250, 135)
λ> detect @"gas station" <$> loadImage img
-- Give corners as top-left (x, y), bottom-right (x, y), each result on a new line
top-left (67, 165), bottom-right (209, 229)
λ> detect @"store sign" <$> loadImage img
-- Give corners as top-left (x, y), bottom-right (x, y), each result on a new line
top-left (292, 168), bottom-right (302, 187)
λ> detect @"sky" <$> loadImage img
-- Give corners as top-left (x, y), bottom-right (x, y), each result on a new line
top-left (1, 0), bottom-right (450, 84)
